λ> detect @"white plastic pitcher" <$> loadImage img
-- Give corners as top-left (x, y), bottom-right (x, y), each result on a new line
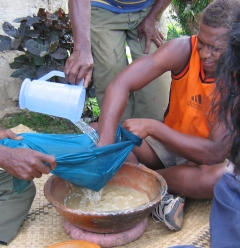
top-left (19, 71), bottom-right (86, 124)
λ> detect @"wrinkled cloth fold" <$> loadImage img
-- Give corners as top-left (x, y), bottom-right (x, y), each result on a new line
top-left (0, 125), bottom-right (142, 192)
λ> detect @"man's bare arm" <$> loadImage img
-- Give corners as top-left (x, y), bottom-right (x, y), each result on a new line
top-left (64, 0), bottom-right (93, 86)
top-left (98, 37), bottom-right (191, 145)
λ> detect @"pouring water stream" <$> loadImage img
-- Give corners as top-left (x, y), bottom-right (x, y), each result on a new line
top-left (74, 119), bottom-right (100, 146)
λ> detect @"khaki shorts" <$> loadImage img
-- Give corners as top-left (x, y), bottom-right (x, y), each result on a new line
top-left (90, 6), bottom-right (171, 122)
top-left (145, 136), bottom-right (188, 168)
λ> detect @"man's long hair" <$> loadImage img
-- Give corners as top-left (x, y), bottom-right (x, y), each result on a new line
top-left (212, 7), bottom-right (240, 168)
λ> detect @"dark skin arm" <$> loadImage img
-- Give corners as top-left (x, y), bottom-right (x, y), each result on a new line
top-left (97, 37), bottom-right (231, 165)
top-left (0, 129), bottom-right (56, 181)
top-left (122, 118), bottom-right (231, 165)
top-left (138, 0), bottom-right (172, 54)
top-left (64, 0), bottom-right (93, 86)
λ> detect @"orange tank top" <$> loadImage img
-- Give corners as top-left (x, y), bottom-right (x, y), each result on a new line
top-left (164, 36), bottom-right (216, 138)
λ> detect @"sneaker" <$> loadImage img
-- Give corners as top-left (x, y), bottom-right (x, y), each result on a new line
top-left (152, 193), bottom-right (185, 231)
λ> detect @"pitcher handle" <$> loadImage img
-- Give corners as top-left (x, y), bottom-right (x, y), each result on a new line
top-left (38, 70), bottom-right (84, 86)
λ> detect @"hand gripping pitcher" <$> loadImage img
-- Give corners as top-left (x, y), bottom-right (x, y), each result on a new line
top-left (19, 71), bottom-right (86, 124)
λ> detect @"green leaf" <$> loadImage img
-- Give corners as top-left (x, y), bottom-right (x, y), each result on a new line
top-left (45, 31), bottom-right (60, 52)
top-left (49, 47), bottom-right (68, 59)
top-left (26, 16), bottom-right (41, 26)
top-left (11, 38), bottom-right (22, 49)
top-left (36, 64), bottom-right (57, 79)
top-left (33, 23), bottom-right (49, 32)
top-left (33, 56), bottom-right (45, 65)
top-left (49, 31), bottom-right (60, 42)
top-left (25, 30), bottom-right (40, 38)
top-left (2, 22), bottom-right (19, 38)
top-left (18, 22), bottom-right (28, 39)
top-left (9, 61), bottom-right (26, 69)
top-left (9, 55), bottom-right (30, 71)
top-left (25, 39), bottom-right (49, 57)
top-left (11, 65), bottom-right (36, 80)
top-left (48, 39), bottom-right (59, 53)
top-left (13, 17), bottom-right (28, 23)
top-left (0, 35), bottom-right (11, 51)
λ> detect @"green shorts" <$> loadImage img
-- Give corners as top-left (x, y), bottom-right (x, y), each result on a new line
top-left (0, 171), bottom-right (36, 245)
top-left (91, 6), bottom-right (171, 122)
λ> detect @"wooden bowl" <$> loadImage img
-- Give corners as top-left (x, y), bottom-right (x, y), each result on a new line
top-left (44, 163), bottom-right (167, 234)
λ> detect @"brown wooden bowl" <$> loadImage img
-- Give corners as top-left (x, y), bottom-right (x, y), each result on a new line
top-left (44, 162), bottom-right (167, 234)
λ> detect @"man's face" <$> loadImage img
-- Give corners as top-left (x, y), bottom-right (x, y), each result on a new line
top-left (197, 22), bottom-right (228, 78)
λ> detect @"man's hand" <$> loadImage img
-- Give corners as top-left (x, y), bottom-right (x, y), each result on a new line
top-left (0, 146), bottom-right (56, 181)
top-left (64, 49), bottom-right (93, 87)
top-left (0, 129), bottom-right (23, 140)
top-left (122, 118), bottom-right (156, 139)
top-left (137, 16), bottom-right (165, 54)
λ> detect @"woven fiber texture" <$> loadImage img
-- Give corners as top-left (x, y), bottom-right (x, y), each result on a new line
top-left (0, 125), bottom-right (211, 248)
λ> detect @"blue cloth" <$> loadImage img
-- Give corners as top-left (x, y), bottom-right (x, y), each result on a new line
top-left (91, 0), bottom-right (153, 13)
top-left (0, 125), bottom-right (142, 192)
top-left (210, 173), bottom-right (240, 248)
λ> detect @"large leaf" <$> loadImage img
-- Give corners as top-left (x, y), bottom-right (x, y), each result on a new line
top-left (9, 55), bottom-right (29, 69)
top-left (26, 16), bottom-right (41, 26)
top-left (25, 39), bottom-right (49, 57)
top-left (11, 38), bottom-right (22, 49)
top-left (13, 17), bottom-right (28, 23)
top-left (49, 47), bottom-right (68, 59)
top-left (11, 65), bottom-right (36, 80)
top-left (49, 30), bottom-right (60, 42)
top-left (18, 22), bottom-right (28, 40)
top-left (2, 22), bottom-right (19, 38)
top-left (44, 30), bottom-right (60, 53)
top-left (0, 35), bottom-right (11, 51)
top-left (33, 23), bottom-right (49, 32)
top-left (36, 64), bottom-right (57, 79)
top-left (25, 30), bottom-right (41, 38)
top-left (33, 56), bottom-right (45, 66)
top-left (48, 39), bottom-right (59, 53)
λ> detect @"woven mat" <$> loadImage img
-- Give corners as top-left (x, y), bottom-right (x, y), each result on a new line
top-left (0, 125), bottom-right (212, 248)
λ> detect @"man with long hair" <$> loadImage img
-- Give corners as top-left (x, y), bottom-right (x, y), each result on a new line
top-left (209, 8), bottom-right (240, 247)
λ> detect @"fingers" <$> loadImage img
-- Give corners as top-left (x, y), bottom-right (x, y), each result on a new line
top-left (65, 59), bottom-right (84, 84)
top-left (21, 151), bottom-right (56, 177)
top-left (43, 154), bottom-right (57, 170)
top-left (84, 69), bottom-right (93, 87)
top-left (159, 30), bottom-right (165, 41)
top-left (24, 154), bottom-right (56, 180)
top-left (64, 51), bottom-right (93, 86)
top-left (65, 61), bottom-right (93, 86)
top-left (0, 129), bottom-right (23, 140)
top-left (138, 30), bottom-right (143, 42)
top-left (144, 38), bottom-right (151, 54)
top-left (139, 21), bottom-right (164, 54)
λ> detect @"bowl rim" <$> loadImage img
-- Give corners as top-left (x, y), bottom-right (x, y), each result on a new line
top-left (44, 162), bottom-right (167, 216)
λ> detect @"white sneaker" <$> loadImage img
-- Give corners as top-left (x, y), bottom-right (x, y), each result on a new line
top-left (152, 193), bottom-right (185, 231)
